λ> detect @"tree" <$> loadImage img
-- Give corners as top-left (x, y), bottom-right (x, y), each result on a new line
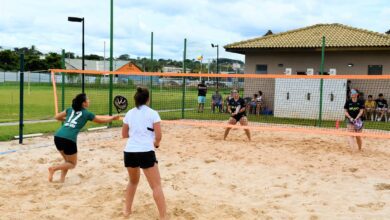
top-left (264, 30), bottom-right (273, 36)
top-left (118, 54), bottom-right (130, 60)
top-left (0, 50), bottom-right (18, 71)
top-left (25, 57), bottom-right (48, 71)
top-left (45, 52), bottom-right (62, 69)
top-left (65, 52), bottom-right (75, 59)
top-left (84, 54), bottom-right (103, 60)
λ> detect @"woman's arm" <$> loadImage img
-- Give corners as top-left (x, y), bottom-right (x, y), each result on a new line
top-left (356, 109), bottom-right (364, 120)
top-left (122, 123), bottom-right (129, 138)
top-left (227, 105), bottom-right (232, 114)
top-left (93, 115), bottom-right (120, 124)
top-left (54, 111), bottom-right (67, 121)
top-left (239, 105), bottom-right (246, 113)
top-left (153, 122), bottom-right (162, 148)
top-left (344, 109), bottom-right (352, 120)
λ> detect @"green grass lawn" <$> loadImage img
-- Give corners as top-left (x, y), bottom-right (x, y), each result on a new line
top-left (0, 83), bottom-right (230, 122)
top-left (0, 121), bottom-right (124, 142)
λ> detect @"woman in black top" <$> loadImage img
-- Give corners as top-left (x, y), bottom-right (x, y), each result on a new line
top-left (224, 89), bottom-right (251, 141)
top-left (344, 89), bottom-right (364, 151)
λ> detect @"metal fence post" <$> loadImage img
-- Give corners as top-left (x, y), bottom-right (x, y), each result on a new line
top-left (19, 53), bottom-right (24, 144)
top-left (61, 49), bottom-right (65, 126)
top-left (318, 36), bottom-right (326, 127)
top-left (108, 0), bottom-right (114, 127)
top-left (150, 31), bottom-right (153, 108)
top-left (181, 38), bottom-right (187, 119)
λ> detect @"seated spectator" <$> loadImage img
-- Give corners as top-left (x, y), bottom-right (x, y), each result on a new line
top-left (256, 91), bottom-right (264, 115)
top-left (211, 90), bottom-right (223, 113)
top-left (223, 91), bottom-right (233, 113)
top-left (358, 91), bottom-right (365, 103)
top-left (364, 95), bottom-right (376, 121)
top-left (375, 93), bottom-right (388, 121)
top-left (244, 96), bottom-right (252, 114)
top-left (248, 94), bottom-right (258, 114)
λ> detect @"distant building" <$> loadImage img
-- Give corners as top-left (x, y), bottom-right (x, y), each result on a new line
top-left (162, 66), bottom-right (191, 73)
top-left (225, 23), bottom-right (390, 111)
top-left (65, 59), bottom-right (157, 85)
top-left (65, 59), bottom-right (129, 71)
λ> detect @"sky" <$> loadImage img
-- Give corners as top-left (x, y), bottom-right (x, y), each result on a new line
top-left (1, 0), bottom-right (390, 61)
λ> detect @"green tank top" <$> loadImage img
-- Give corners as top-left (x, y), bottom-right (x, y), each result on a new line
top-left (55, 108), bottom-right (96, 143)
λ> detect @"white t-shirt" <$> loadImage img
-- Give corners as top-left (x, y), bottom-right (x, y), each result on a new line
top-left (123, 105), bottom-right (161, 152)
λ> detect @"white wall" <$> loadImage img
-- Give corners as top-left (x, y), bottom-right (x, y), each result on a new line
top-left (274, 79), bottom-right (347, 120)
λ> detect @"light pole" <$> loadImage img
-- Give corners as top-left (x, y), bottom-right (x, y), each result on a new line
top-left (68, 16), bottom-right (85, 93)
top-left (211, 43), bottom-right (219, 89)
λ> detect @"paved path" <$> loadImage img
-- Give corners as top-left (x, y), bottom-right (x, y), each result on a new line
top-left (0, 108), bottom-right (198, 126)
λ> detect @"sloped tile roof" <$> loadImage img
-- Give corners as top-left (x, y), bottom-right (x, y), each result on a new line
top-left (225, 23), bottom-right (390, 49)
top-left (65, 59), bottom-right (129, 71)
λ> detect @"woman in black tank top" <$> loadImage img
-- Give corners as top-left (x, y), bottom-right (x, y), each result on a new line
top-left (224, 89), bottom-right (251, 141)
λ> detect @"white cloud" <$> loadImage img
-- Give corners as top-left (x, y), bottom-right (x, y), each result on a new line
top-left (1, 0), bottom-right (389, 61)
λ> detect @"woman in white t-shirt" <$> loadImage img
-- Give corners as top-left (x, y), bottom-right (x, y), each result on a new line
top-left (121, 87), bottom-right (167, 219)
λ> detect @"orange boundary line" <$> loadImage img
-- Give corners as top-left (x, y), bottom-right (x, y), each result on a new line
top-left (88, 117), bottom-right (390, 139)
top-left (50, 69), bottom-right (390, 80)
top-left (51, 71), bottom-right (59, 115)
top-left (161, 120), bottom-right (390, 139)
top-left (109, 117), bottom-right (390, 139)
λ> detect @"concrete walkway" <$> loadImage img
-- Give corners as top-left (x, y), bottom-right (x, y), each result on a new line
top-left (0, 108), bottom-right (198, 127)
top-left (0, 119), bottom-right (57, 127)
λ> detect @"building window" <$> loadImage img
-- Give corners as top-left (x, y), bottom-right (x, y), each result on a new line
top-left (296, 71), bottom-right (306, 75)
top-left (317, 71), bottom-right (329, 75)
top-left (368, 65), bottom-right (383, 75)
top-left (278, 63), bottom-right (284, 67)
top-left (255, 65), bottom-right (267, 74)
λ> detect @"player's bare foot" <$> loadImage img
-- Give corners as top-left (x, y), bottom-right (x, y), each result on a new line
top-left (48, 167), bottom-right (55, 182)
top-left (159, 215), bottom-right (168, 220)
top-left (123, 206), bottom-right (131, 217)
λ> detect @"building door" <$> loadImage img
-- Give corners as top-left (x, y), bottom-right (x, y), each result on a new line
top-left (368, 65), bottom-right (383, 75)
top-left (256, 64), bottom-right (268, 74)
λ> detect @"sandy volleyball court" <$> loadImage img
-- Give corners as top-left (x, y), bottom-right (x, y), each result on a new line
top-left (0, 123), bottom-right (389, 219)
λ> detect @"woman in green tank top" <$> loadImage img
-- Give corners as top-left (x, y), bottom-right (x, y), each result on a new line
top-left (48, 93), bottom-right (119, 183)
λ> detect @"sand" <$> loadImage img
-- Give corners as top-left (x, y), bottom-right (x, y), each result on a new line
top-left (0, 123), bottom-right (389, 219)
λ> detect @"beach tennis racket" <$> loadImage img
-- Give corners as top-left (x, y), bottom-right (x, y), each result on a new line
top-left (113, 95), bottom-right (128, 113)
top-left (353, 118), bottom-right (363, 131)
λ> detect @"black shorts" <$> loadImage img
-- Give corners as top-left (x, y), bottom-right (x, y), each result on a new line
top-left (124, 151), bottom-right (158, 169)
top-left (232, 114), bottom-right (246, 122)
top-left (54, 136), bottom-right (78, 155)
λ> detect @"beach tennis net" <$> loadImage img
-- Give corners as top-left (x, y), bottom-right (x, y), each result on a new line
top-left (50, 69), bottom-right (390, 139)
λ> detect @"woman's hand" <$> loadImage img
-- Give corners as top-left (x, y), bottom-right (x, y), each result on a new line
top-left (94, 115), bottom-right (120, 123)
top-left (153, 122), bottom-right (162, 148)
